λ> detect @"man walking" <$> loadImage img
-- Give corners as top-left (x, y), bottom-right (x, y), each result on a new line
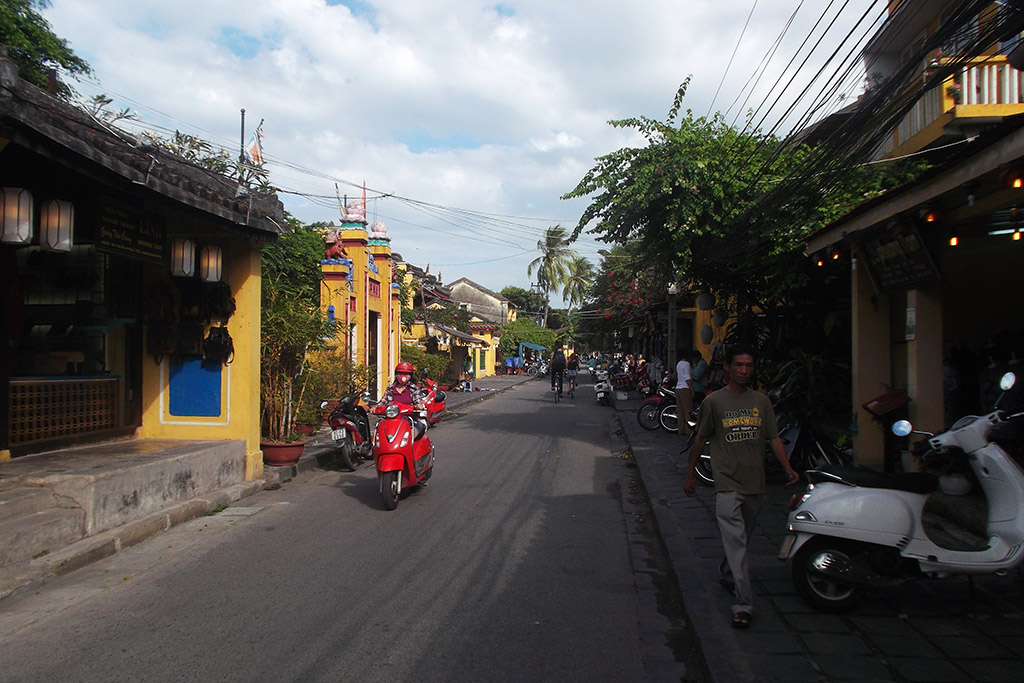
top-left (683, 343), bottom-right (799, 629)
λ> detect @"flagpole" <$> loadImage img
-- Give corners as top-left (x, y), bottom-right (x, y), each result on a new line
top-left (239, 108), bottom-right (246, 164)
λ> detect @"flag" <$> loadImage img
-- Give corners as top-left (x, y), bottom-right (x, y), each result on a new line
top-left (245, 120), bottom-right (264, 166)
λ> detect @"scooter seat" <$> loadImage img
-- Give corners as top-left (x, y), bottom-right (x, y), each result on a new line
top-left (810, 465), bottom-right (939, 494)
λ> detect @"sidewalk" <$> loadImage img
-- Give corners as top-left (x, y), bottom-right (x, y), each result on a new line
top-left (0, 373), bottom-right (535, 601)
top-left (612, 390), bottom-right (1024, 682)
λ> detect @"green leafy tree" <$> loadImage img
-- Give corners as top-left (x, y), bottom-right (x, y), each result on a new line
top-left (563, 77), bottom-right (925, 317)
top-left (0, 0), bottom-right (91, 98)
top-left (260, 218), bottom-right (335, 441)
top-left (497, 318), bottom-right (556, 357)
top-left (527, 225), bottom-right (576, 327)
top-left (499, 286), bottom-right (546, 322)
top-left (562, 255), bottom-right (594, 315)
top-left (399, 344), bottom-right (450, 384)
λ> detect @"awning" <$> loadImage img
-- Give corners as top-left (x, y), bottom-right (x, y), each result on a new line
top-left (434, 323), bottom-right (490, 348)
top-left (518, 341), bottom-right (547, 355)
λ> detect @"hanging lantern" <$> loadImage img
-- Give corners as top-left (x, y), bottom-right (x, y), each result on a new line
top-left (199, 245), bottom-right (223, 282)
top-left (1, 188), bottom-right (34, 244)
top-left (170, 238), bottom-right (196, 277)
top-left (699, 324), bottom-right (714, 345)
top-left (40, 199), bottom-right (74, 252)
top-left (696, 292), bottom-right (715, 310)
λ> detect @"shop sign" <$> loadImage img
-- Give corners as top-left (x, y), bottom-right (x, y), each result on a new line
top-left (857, 222), bottom-right (940, 293)
top-left (97, 200), bottom-right (166, 264)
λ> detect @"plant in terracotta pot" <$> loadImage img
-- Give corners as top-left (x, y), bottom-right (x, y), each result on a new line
top-left (260, 221), bottom-right (336, 465)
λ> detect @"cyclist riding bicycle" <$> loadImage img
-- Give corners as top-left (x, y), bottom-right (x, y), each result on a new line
top-left (566, 351), bottom-right (580, 394)
top-left (550, 344), bottom-right (567, 396)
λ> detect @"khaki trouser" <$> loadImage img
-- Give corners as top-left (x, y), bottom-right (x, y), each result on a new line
top-left (676, 388), bottom-right (693, 437)
top-left (716, 491), bottom-right (764, 615)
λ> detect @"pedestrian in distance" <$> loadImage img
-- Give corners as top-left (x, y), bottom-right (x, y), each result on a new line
top-left (675, 349), bottom-right (694, 437)
top-left (690, 349), bottom-right (708, 402)
top-left (682, 343), bottom-right (800, 630)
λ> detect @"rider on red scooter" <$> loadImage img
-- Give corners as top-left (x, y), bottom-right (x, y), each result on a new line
top-left (383, 361), bottom-right (428, 438)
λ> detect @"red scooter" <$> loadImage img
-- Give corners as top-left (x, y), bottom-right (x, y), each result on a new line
top-left (421, 376), bottom-right (447, 426)
top-left (372, 401), bottom-right (435, 510)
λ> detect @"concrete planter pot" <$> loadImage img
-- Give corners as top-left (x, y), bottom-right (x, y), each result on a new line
top-left (261, 440), bottom-right (307, 467)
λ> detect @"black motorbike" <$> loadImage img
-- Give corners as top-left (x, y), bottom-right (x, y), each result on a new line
top-left (321, 394), bottom-right (373, 471)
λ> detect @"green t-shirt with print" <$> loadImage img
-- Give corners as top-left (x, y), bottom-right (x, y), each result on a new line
top-left (695, 388), bottom-right (779, 494)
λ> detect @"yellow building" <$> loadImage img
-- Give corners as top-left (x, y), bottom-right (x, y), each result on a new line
top-left (319, 211), bottom-right (401, 397)
top-left (1, 50), bottom-right (279, 481)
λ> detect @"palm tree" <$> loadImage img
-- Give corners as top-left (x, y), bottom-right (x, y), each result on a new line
top-left (527, 225), bottom-right (576, 327)
top-left (562, 255), bottom-right (593, 318)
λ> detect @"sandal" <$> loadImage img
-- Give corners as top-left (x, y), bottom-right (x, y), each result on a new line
top-left (731, 611), bottom-right (751, 630)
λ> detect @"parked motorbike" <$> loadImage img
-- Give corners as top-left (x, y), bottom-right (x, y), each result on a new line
top-left (780, 371), bottom-right (1024, 612)
top-left (527, 359), bottom-right (550, 378)
top-left (321, 394), bottom-right (372, 471)
top-left (595, 376), bottom-right (612, 405)
top-left (372, 400), bottom-right (435, 510)
top-left (421, 375), bottom-right (447, 426)
top-left (637, 375), bottom-right (675, 430)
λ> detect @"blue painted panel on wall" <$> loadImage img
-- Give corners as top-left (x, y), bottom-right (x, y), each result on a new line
top-left (169, 356), bottom-right (222, 417)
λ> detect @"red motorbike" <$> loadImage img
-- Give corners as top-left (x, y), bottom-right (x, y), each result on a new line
top-left (421, 376), bottom-right (447, 426)
top-left (372, 401), bottom-right (435, 510)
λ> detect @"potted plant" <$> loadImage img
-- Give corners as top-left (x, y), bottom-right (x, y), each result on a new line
top-left (260, 223), bottom-right (336, 466)
top-left (946, 81), bottom-right (963, 104)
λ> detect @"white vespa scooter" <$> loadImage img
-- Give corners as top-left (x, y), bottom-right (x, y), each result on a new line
top-left (780, 372), bottom-right (1024, 612)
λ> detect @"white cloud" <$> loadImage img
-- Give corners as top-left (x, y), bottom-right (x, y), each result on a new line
top-left (44, 0), bottom-right (875, 296)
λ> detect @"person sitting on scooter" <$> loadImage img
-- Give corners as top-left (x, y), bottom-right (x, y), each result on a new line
top-left (383, 362), bottom-right (428, 438)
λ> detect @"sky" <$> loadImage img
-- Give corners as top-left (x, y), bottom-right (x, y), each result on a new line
top-left (42, 0), bottom-right (883, 304)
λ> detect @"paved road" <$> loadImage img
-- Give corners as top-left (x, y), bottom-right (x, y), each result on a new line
top-left (0, 379), bottom-right (699, 682)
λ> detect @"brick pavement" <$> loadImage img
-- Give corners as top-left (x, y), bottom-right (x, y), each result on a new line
top-left (614, 390), bottom-right (1024, 683)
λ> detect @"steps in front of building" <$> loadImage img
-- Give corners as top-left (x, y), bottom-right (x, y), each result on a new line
top-left (0, 440), bottom-right (248, 571)
top-left (0, 507), bottom-right (86, 567)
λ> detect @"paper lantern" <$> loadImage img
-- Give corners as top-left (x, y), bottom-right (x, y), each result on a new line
top-left (1, 188), bottom-right (33, 244)
top-left (40, 199), bottom-right (74, 252)
top-left (199, 245), bottom-right (223, 282)
top-left (170, 238), bottom-right (196, 277)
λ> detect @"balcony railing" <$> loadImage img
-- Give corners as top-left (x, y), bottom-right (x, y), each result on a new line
top-left (896, 56), bottom-right (1024, 149)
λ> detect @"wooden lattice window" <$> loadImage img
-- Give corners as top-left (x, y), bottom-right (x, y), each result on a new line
top-left (8, 378), bottom-right (119, 444)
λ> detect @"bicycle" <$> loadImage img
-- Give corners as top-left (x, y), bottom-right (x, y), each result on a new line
top-left (551, 368), bottom-right (564, 403)
top-left (566, 369), bottom-right (578, 399)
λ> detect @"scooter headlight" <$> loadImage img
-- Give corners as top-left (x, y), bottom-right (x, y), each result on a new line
top-left (385, 404), bottom-right (401, 419)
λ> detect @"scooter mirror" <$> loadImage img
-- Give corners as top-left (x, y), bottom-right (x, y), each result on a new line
top-left (319, 400), bottom-right (329, 410)
top-left (892, 420), bottom-right (914, 437)
top-left (1000, 372), bottom-right (1016, 392)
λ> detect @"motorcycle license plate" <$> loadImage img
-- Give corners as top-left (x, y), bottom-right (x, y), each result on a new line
top-left (331, 428), bottom-right (347, 441)
top-left (778, 534), bottom-right (796, 561)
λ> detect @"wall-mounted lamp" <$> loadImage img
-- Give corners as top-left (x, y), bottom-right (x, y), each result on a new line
top-left (170, 238), bottom-right (196, 277)
top-left (919, 205), bottom-right (941, 223)
top-left (1005, 168), bottom-right (1024, 189)
top-left (948, 228), bottom-right (959, 247)
top-left (1, 187), bottom-right (34, 244)
top-left (40, 199), bottom-right (74, 252)
top-left (199, 245), bottom-right (223, 282)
